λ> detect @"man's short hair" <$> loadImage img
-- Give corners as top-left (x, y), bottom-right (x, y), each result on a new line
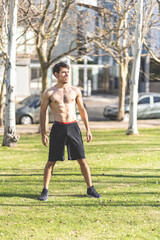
top-left (53, 62), bottom-right (69, 76)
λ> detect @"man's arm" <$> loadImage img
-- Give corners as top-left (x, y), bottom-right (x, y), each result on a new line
top-left (40, 91), bottom-right (49, 146)
top-left (76, 88), bottom-right (92, 142)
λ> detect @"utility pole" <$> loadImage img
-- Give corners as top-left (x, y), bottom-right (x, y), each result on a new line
top-left (127, 0), bottom-right (143, 135)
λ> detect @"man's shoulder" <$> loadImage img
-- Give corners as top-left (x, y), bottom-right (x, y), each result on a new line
top-left (42, 85), bottom-right (57, 99)
top-left (44, 85), bottom-right (57, 94)
top-left (71, 86), bottom-right (81, 95)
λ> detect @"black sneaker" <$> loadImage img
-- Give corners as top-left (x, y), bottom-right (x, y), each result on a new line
top-left (86, 186), bottom-right (101, 198)
top-left (39, 188), bottom-right (49, 201)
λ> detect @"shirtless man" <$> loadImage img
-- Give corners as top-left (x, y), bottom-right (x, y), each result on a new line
top-left (39, 61), bottom-right (101, 201)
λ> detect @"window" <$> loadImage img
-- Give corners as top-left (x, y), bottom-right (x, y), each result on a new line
top-left (138, 97), bottom-right (150, 105)
top-left (29, 98), bottom-right (40, 108)
top-left (154, 96), bottom-right (160, 103)
top-left (31, 68), bottom-right (41, 81)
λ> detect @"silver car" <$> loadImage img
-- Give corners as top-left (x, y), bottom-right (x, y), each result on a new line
top-left (16, 95), bottom-right (82, 124)
top-left (16, 95), bottom-right (43, 124)
top-left (103, 92), bottom-right (160, 120)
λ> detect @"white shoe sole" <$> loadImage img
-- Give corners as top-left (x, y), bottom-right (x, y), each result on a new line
top-left (86, 194), bottom-right (101, 199)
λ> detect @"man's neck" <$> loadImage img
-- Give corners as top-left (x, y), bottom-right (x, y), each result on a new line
top-left (56, 82), bottom-right (70, 88)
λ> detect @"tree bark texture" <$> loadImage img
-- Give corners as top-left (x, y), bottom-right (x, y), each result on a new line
top-left (40, 64), bottom-right (49, 132)
top-left (0, 65), bottom-right (6, 127)
top-left (127, 0), bottom-right (143, 135)
top-left (41, 63), bottom-right (48, 93)
top-left (117, 62), bottom-right (128, 121)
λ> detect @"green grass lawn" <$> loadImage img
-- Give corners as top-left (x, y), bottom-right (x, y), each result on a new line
top-left (0, 128), bottom-right (160, 240)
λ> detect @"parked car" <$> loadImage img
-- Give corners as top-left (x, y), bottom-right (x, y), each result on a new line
top-left (16, 95), bottom-right (83, 124)
top-left (103, 92), bottom-right (160, 120)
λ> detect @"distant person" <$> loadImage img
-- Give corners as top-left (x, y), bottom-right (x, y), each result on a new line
top-left (39, 61), bottom-right (101, 201)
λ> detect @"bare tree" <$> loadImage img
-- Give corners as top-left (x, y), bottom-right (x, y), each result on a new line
top-left (93, 0), bottom-right (159, 121)
top-left (19, 0), bottom-right (94, 94)
top-left (0, 0), bottom-right (34, 127)
top-left (2, 0), bottom-right (19, 147)
top-left (93, 0), bottom-right (137, 120)
top-left (127, 0), bottom-right (143, 135)
top-left (17, 0), bottom-right (99, 132)
top-left (126, 0), bottom-right (159, 134)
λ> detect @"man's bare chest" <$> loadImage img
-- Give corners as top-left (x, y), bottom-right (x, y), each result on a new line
top-left (50, 89), bottom-right (77, 105)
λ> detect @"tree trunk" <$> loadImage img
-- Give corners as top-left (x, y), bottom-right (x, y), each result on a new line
top-left (41, 64), bottom-right (49, 131)
top-left (36, 38), bottom-right (48, 93)
top-left (127, 0), bottom-right (143, 135)
top-left (2, 0), bottom-right (19, 147)
top-left (36, 35), bottom-right (49, 132)
top-left (0, 65), bottom-right (6, 127)
top-left (117, 62), bottom-right (128, 121)
top-left (41, 63), bottom-right (49, 93)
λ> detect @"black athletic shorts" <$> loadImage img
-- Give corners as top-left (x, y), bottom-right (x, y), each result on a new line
top-left (48, 121), bottom-right (85, 161)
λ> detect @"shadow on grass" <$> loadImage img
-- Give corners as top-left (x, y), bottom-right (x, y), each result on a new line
top-left (102, 174), bottom-right (160, 178)
top-left (0, 172), bottom-right (160, 178)
top-left (1, 201), bottom-right (160, 207)
top-left (0, 193), bottom-right (86, 199)
top-left (0, 193), bottom-right (88, 206)
top-left (0, 191), bottom-right (160, 208)
top-left (0, 193), bottom-right (38, 199)
top-left (0, 191), bottom-right (159, 199)
top-left (0, 173), bottom-right (43, 177)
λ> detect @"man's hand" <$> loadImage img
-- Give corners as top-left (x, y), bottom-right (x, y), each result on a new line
top-left (86, 130), bottom-right (92, 142)
top-left (42, 133), bottom-right (49, 147)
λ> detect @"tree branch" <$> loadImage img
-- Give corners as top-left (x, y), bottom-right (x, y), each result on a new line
top-left (144, 39), bottom-right (160, 63)
top-left (39, 0), bottom-right (50, 35)
top-left (47, 0), bottom-right (73, 62)
top-left (47, 0), bottom-right (59, 31)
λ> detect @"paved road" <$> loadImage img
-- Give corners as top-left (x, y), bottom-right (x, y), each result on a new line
top-left (0, 94), bottom-right (159, 134)
top-left (0, 119), bottom-right (159, 135)
top-left (84, 94), bottom-right (118, 121)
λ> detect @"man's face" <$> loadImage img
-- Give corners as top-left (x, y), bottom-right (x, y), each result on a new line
top-left (56, 67), bottom-right (69, 84)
